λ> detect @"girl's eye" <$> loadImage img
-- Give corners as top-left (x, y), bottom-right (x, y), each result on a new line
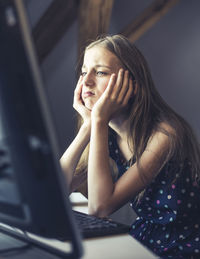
top-left (97, 71), bottom-right (107, 76)
top-left (81, 72), bottom-right (87, 76)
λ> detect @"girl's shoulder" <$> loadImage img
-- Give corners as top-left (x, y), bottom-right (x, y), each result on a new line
top-left (147, 122), bottom-right (175, 150)
top-left (154, 121), bottom-right (176, 136)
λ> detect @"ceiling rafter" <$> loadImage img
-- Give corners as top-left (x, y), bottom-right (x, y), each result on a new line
top-left (120, 0), bottom-right (180, 43)
top-left (33, 0), bottom-right (79, 63)
top-left (78, 0), bottom-right (114, 56)
top-left (33, 0), bottom-right (180, 65)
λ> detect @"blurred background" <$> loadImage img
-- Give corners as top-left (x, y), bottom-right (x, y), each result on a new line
top-left (25, 0), bottom-right (200, 157)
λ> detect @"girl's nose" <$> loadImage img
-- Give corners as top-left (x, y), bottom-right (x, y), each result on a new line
top-left (83, 72), bottom-right (94, 87)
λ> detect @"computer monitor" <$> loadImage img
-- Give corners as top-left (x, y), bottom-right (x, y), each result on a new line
top-left (0, 0), bottom-right (83, 257)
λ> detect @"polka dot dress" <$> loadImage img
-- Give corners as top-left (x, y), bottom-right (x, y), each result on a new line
top-left (109, 131), bottom-right (200, 259)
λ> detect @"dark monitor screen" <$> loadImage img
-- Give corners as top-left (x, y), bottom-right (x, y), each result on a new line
top-left (0, 0), bottom-right (82, 256)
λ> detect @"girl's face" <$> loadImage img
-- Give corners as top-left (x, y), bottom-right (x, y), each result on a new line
top-left (81, 46), bottom-right (122, 110)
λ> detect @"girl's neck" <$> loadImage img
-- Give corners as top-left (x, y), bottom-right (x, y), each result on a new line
top-left (109, 113), bottom-right (133, 161)
top-left (109, 113), bottom-right (129, 142)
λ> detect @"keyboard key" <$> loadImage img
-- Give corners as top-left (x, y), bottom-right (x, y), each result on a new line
top-left (73, 210), bottom-right (130, 238)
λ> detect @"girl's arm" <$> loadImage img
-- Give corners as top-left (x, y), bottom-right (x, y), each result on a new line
top-left (60, 122), bottom-right (90, 193)
top-left (88, 69), bottom-right (132, 214)
top-left (88, 124), bottom-right (171, 217)
top-left (87, 69), bottom-right (171, 217)
top-left (60, 76), bottom-right (91, 193)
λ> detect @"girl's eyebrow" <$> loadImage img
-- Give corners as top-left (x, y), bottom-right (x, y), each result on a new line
top-left (82, 64), bottom-right (112, 70)
top-left (95, 65), bottom-right (112, 69)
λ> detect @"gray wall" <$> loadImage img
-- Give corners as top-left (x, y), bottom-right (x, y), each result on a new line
top-left (26, 0), bottom-right (200, 155)
top-left (110, 0), bottom-right (200, 139)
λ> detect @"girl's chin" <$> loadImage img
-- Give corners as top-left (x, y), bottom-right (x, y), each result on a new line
top-left (84, 101), bottom-right (95, 111)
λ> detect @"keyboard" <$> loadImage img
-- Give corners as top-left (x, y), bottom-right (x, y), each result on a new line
top-left (73, 210), bottom-right (130, 238)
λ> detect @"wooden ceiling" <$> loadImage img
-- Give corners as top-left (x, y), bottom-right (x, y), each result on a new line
top-left (32, 0), bottom-right (180, 64)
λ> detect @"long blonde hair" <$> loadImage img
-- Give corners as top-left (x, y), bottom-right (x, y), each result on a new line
top-left (75, 34), bottom-right (200, 195)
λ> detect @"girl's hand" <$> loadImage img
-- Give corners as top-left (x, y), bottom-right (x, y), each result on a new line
top-left (91, 69), bottom-right (133, 123)
top-left (73, 75), bottom-right (91, 126)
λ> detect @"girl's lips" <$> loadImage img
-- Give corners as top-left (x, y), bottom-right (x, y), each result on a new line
top-left (83, 91), bottom-right (95, 98)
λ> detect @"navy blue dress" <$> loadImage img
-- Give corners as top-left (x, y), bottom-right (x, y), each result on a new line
top-left (109, 131), bottom-right (200, 259)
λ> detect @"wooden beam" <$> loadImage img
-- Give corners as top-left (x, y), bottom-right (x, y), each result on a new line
top-left (120, 0), bottom-right (180, 43)
top-left (33, 0), bottom-right (79, 63)
top-left (78, 0), bottom-right (114, 55)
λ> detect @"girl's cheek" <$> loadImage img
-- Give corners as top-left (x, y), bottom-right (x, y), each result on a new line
top-left (104, 79), bottom-right (111, 91)
top-left (99, 86), bottom-right (108, 95)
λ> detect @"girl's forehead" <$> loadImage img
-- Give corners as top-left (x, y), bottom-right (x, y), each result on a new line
top-left (83, 46), bottom-right (122, 68)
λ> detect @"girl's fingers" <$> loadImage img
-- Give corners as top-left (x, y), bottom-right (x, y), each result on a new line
top-left (77, 75), bottom-right (83, 85)
top-left (103, 73), bottom-right (117, 96)
top-left (74, 76), bottom-right (83, 97)
top-left (111, 69), bottom-right (124, 98)
top-left (118, 70), bottom-right (129, 100)
top-left (74, 76), bottom-right (85, 111)
top-left (74, 75), bottom-right (83, 92)
top-left (122, 77), bottom-right (134, 105)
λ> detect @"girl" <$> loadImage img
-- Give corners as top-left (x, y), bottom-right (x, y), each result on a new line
top-left (60, 35), bottom-right (200, 258)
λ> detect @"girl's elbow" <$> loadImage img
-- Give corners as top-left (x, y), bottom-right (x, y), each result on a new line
top-left (88, 203), bottom-right (110, 218)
